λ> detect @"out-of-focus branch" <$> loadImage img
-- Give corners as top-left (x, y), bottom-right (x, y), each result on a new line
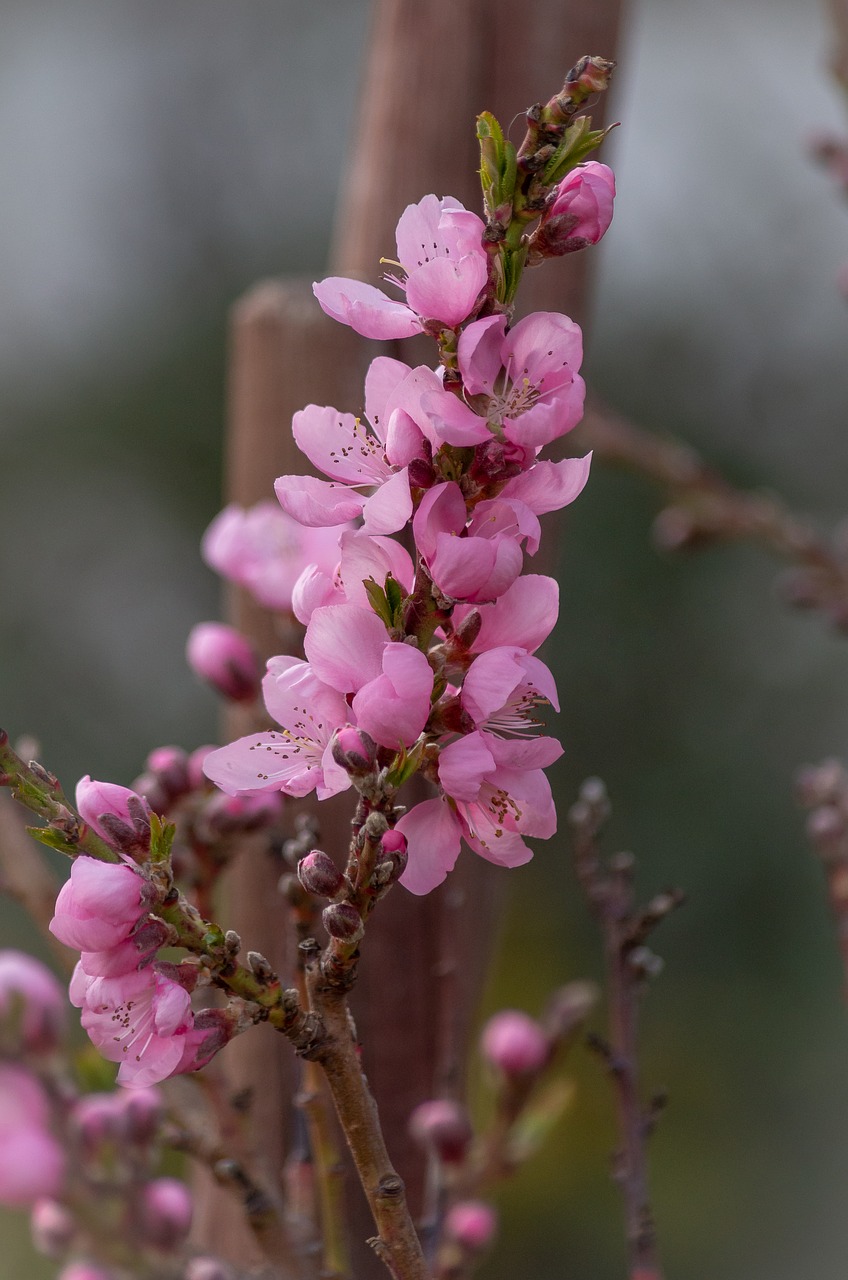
top-left (797, 758), bottom-right (848, 1000)
top-left (0, 791), bottom-right (68, 968)
top-left (569, 778), bottom-right (683, 1280)
top-left (829, 0), bottom-right (848, 90)
top-left (576, 401), bottom-right (848, 629)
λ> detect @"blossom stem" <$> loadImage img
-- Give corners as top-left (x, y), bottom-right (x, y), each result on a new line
top-left (305, 954), bottom-right (428, 1280)
top-left (0, 730), bottom-right (120, 863)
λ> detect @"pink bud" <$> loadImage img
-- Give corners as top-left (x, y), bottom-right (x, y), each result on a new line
top-left (480, 1010), bottom-right (549, 1075)
top-left (50, 857), bottom-right (148, 954)
top-left (140, 1177), bottom-right (193, 1251)
top-left (69, 1093), bottom-right (127, 1153)
top-left (0, 950), bottom-right (66, 1053)
top-left (532, 162), bottom-right (615, 258)
top-left (186, 623), bottom-right (260, 703)
top-left (444, 1200), bottom-right (497, 1251)
top-left (144, 746), bottom-right (190, 801)
top-left (298, 850), bottom-right (345, 899)
top-left (119, 1087), bottom-right (164, 1145)
top-left (408, 1099), bottom-right (472, 1164)
top-left (31, 1197), bottom-right (76, 1257)
top-left (377, 829), bottom-right (408, 882)
top-left (331, 725), bottom-right (378, 774)
top-left (75, 777), bottom-right (152, 859)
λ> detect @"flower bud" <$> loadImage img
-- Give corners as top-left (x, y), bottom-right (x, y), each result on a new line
top-left (444, 1200), bottom-right (497, 1251)
top-left (531, 162), bottom-right (615, 260)
top-left (186, 623), bottom-right (260, 703)
top-left (130, 772), bottom-right (170, 816)
top-left (31, 1197), bottom-right (76, 1257)
top-left (139, 1177), bottom-right (193, 1251)
top-left (187, 746), bottom-right (217, 791)
top-left (144, 746), bottom-right (190, 802)
top-left (75, 777), bottom-right (152, 860)
top-left (480, 1010), bottom-right (549, 1075)
top-left (0, 951), bottom-right (65, 1054)
top-left (119, 1086), bottom-right (164, 1145)
top-left (298, 850), bottom-right (345, 899)
top-left (184, 1259), bottom-right (235, 1280)
top-left (331, 726), bottom-right (378, 774)
top-left (377, 829), bottom-right (408, 883)
top-left (322, 902), bottom-right (364, 943)
top-left (69, 1093), bottom-right (127, 1154)
top-left (195, 790), bottom-right (284, 840)
top-left (408, 1099), bottom-right (472, 1164)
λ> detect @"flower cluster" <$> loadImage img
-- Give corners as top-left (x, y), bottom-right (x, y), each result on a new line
top-left (49, 785), bottom-right (233, 1087)
top-left (203, 166), bottom-right (614, 896)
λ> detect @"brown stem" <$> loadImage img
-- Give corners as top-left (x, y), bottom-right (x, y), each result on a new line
top-left (577, 401), bottom-right (848, 630)
top-left (305, 958), bottom-right (427, 1280)
top-left (570, 780), bottom-right (681, 1280)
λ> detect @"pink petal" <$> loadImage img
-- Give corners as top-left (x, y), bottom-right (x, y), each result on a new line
top-left (500, 454), bottom-right (592, 514)
top-left (405, 255), bottom-right (488, 328)
top-left (352, 644), bottom-right (433, 748)
top-left (421, 389), bottom-right (492, 446)
top-left (503, 311), bottom-right (583, 385)
top-left (397, 799), bottom-right (462, 895)
top-left (360, 468), bottom-right (413, 535)
top-left (470, 575), bottom-right (559, 653)
top-left (313, 278), bottom-right (422, 339)
top-left (364, 356), bottom-right (413, 440)
top-left (293, 405), bottom-right (388, 485)
top-left (304, 605), bottom-right (387, 692)
top-left (457, 315), bottom-right (507, 395)
top-left (275, 474), bottom-right (366, 527)
top-left (438, 732), bottom-right (496, 802)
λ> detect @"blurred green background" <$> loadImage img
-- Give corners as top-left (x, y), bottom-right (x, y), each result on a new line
top-left (2, 1), bottom-right (848, 1276)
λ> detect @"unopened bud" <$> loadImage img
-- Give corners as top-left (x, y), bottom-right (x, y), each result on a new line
top-left (444, 1200), bottom-right (497, 1251)
top-left (530, 162), bottom-right (615, 261)
top-left (807, 805), bottom-right (846, 854)
top-left (481, 1010), bottom-right (549, 1075)
top-left (187, 746), bottom-right (217, 791)
top-left (119, 1087), bottom-right (164, 1145)
top-left (139, 1177), bottom-right (193, 1251)
top-left (130, 772), bottom-right (170, 815)
top-left (0, 951), bottom-right (65, 1054)
top-left (377, 829), bottom-right (408, 882)
top-left (331, 726), bottom-right (378, 774)
top-left (407, 457), bottom-right (436, 490)
top-left (186, 623), bottom-right (260, 703)
top-left (75, 776), bottom-right (152, 859)
top-left (144, 746), bottom-right (190, 801)
top-left (322, 902), bottom-right (364, 943)
top-left (408, 1099), bottom-right (472, 1164)
top-left (31, 1198), bottom-right (76, 1257)
top-left (298, 851), bottom-right (345, 899)
top-left (58, 1266), bottom-right (117, 1280)
top-left (70, 1093), bottom-right (127, 1153)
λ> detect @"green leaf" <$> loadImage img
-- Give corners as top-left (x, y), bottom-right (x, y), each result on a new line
top-left (542, 120), bottom-right (611, 186)
top-left (26, 825), bottom-right (77, 858)
top-left (508, 1078), bottom-right (574, 1163)
top-left (385, 574), bottom-right (405, 625)
top-left (149, 811), bottom-right (176, 864)
top-left (384, 743), bottom-right (423, 790)
top-left (362, 577), bottom-right (393, 628)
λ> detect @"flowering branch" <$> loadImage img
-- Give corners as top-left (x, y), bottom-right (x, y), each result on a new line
top-left (569, 778), bottom-right (683, 1280)
top-left (578, 401), bottom-right (848, 630)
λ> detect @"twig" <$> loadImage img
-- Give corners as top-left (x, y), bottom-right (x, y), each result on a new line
top-left (576, 401), bottom-right (848, 630)
top-left (569, 778), bottom-right (683, 1280)
top-left (797, 758), bottom-right (848, 1001)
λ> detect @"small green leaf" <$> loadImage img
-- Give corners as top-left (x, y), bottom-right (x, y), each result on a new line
top-left (508, 1078), bottom-right (574, 1163)
top-left (385, 574), bottom-right (405, 624)
top-left (363, 577), bottom-right (393, 628)
top-left (27, 825), bottom-right (77, 858)
top-left (149, 812), bottom-right (176, 863)
top-left (384, 743), bottom-right (423, 790)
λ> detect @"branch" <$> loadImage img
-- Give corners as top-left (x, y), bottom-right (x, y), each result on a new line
top-left (577, 402), bottom-right (848, 630)
top-left (569, 778), bottom-right (683, 1280)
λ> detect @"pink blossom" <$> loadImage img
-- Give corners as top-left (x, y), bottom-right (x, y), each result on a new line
top-left (460, 646), bottom-right (559, 735)
top-left (532, 161), bottom-right (616, 257)
top-left (0, 951), bottom-right (65, 1052)
top-left (0, 1066), bottom-right (65, 1206)
top-left (202, 500), bottom-right (347, 612)
top-left (275, 357), bottom-right (434, 535)
top-left (313, 195), bottom-right (488, 338)
top-left (202, 658), bottom-right (352, 799)
top-left (50, 857), bottom-right (149, 954)
top-left (412, 484), bottom-right (527, 603)
top-left (291, 530), bottom-right (414, 626)
top-left (457, 574), bottom-right (560, 655)
top-left (422, 312), bottom-right (585, 451)
top-left (70, 965), bottom-right (195, 1088)
top-left (186, 623), bottom-right (261, 702)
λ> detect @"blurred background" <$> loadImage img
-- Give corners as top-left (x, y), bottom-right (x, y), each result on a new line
top-left (2, 0), bottom-right (848, 1276)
